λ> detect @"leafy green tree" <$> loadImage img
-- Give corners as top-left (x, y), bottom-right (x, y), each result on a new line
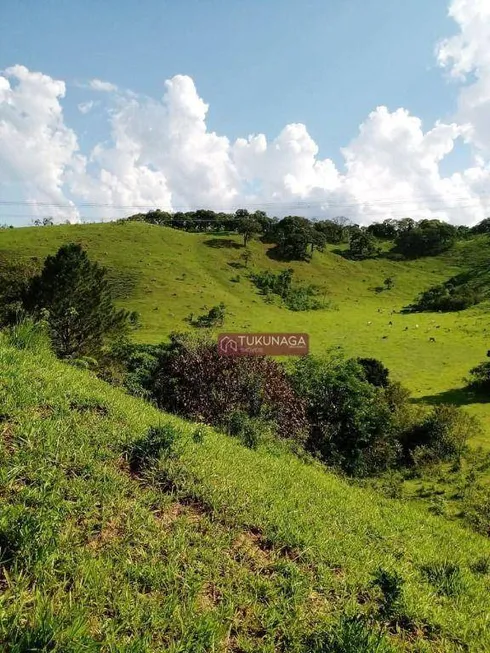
top-left (271, 216), bottom-right (320, 261)
top-left (467, 360), bottom-right (490, 391)
top-left (401, 405), bottom-right (478, 466)
top-left (314, 219), bottom-right (346, 244)
top-left (471, 218), bottom-right (490, 235)
top-left (367, 219), bottom-right (398, 240)
top-left (348, 229), bottom-right (378, 259)
top-left (395, 219), bottom-right (456, 258)
top-left (396, 217), bottom-right (416, 233)
top-left (22, 244), bottom-right (130, 358)
top-left (384, 276), bottom-right (395, 290)
top-left (237, 218), bottom-right (262, 247)
top-left (193, 302), bottom-right (226, 328)
top-left (240, 249), bottom-right (253, 267)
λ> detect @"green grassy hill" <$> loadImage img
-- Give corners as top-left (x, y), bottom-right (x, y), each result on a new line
top-left (1, 337), bottom-right (490, 651)
top-left (2, 221), bottom-right (490, 442)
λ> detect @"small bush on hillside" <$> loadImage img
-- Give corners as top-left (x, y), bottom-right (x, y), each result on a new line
top-left (422, 561), bottom-right (466, 597)
top-left (290, 355), bottom-right (402, 476)
top-left (305, 615), bottom-right (394, 653)
top-left (467, 360), bottom-right (490, 391)
top-left (371, 568), bottom-right (405, 618)
top-left (190, 302), bottom-right (227, 328)
top-left (356, 358), bottom-right (390, 388)
top-left (462, 483), bottom-right (490, 536)
top-left (151, 333), bottom-right (308, 444)
top-left (284, 286), bottom-right (325, 311)
top-left (224, 410), bottom-right (273, 449)
top-left (401, 405), bottom-right (478, 467)
top-left (100, 341), bottom-right (166, 398)
top-left (250, 269), bottom-right (325, 311)
top-left (470, 557), bottom-right (490, 575)
top-left (4, 318), bottom-right (51, 354)
top-left (384, 277), bottom-right (395, 290)
top-left (126, 425), bottom-right (181, 473)
top-left (410, 281), bottom-right (482, 313)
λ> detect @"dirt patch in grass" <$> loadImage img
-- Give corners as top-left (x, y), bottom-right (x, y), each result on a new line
top-left (153, 499), bottom-right (208, 528)
top-left (31, 404), bottom-right (56, 419)
top-left (0, 418), bottom-right (16, 452)
top-left (86, 519), bottom-right (123, 552)
top-left (196, 581), bottom-right (223, 611)
top-left (232, 530), bottom-right (272, 571)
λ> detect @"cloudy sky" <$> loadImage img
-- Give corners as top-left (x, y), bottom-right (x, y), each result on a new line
top-left (1, 0), bottom-right (490, 226)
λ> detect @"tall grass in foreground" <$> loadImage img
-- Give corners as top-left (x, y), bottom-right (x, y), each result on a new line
top-left (2, 317), bottom-right (51, 354)
top-left (1, 340), bottom-right (490, 650)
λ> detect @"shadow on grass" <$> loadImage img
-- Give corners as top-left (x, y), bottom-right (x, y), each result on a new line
top-left (204, 238), bottom-right (242, 249)
top-left (412, 386), bottom-right (490, 407)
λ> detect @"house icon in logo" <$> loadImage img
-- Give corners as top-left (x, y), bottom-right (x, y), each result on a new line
top-left (218, 335), bottom-right (239, 355)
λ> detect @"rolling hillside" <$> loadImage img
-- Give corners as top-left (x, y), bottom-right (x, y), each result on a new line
top-left (1, 221), bottom-right (490, 443)
top-left (1, 337), bottom-right (490, 651)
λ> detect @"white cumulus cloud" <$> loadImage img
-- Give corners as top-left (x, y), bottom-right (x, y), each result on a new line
top-left (0, 65), bottom-right (80, 222)
top-left (437, 0), bottom-right (490, 153)
top-left (78, 100), bottom-right (95, 114)
top-left (1, 0), bottom-right (490, 226)
top-left (88, 78), bottom-right (118, 93)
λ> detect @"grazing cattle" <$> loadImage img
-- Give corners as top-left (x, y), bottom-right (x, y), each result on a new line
top-left (429, 337), bottom-right (436, 342)
top-left (388, 321), bottom-right (393, 326)
top-left (415, 324), bottom-right (419, 329)
top-left (367, 321), bottom-right (372, 325)
top-left (404, 326), bottom-right (408, 331)
top-left (382, 335), bottom-right (388, 339)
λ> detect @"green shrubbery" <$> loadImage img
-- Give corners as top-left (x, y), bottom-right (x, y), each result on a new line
top-left (401, 405), bottom-right (480, 467)
top-left (3, 318), bottom-right (52, 354)
top-left (395, 219), bottom-right (457, 258)
top-left (191, 302), bottom-right (227, 328)
top-left (290, 355), bottom-right (403, 476)
top-left (126, 424), bottom-right (182, 474)
top-left (1, 244), bottom-right (131, 359)
top-left (462, 483), bottom-right (490, 536)
top-left (250, 269), bottom-right (326, 311)
top-left (410, 280), bottom-right (482, 312)
top-left (224, 410), bottom-right (274, 449)
top-left (467, 360), bottom-right (490, 391)
top-left (90, 332), bottom-right (479, 480)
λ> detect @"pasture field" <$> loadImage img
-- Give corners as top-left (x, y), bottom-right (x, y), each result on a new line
top-left (1, 222), bottom-right (489, 440)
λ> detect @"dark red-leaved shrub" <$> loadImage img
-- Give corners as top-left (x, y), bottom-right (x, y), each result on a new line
top-left (151, 332), bottom-right (308, 443)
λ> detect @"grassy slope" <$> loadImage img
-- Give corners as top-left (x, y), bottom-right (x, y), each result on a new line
top-left (1, 339), bottom-right (490, 652)
top-left (1, 222), bottom-right (490, 443)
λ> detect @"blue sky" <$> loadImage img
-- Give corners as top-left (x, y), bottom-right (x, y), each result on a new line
top-left (0, 0), bottom-right (489, 226)
top-left (1, 0), bottom-right (457, 163)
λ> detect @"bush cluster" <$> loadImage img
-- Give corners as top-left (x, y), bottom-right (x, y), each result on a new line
top-left (150, 332), bottom-right (309, 444)
top-left (410, 280), bottom-right (482, 313)
top-left (250, 269), bottom-right (325, 311)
